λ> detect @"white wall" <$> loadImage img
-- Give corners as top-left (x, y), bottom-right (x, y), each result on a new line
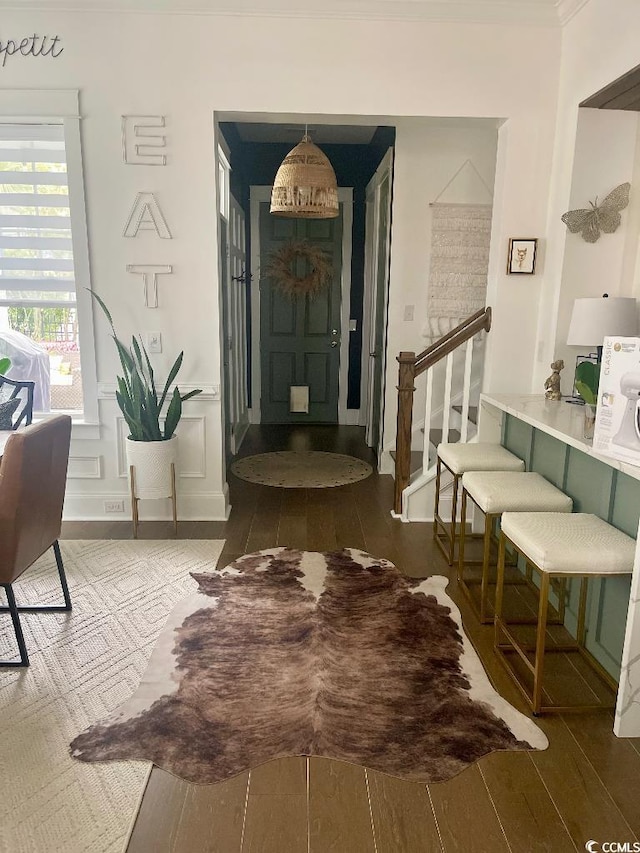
top-left (553, 108), bottom-right (640, 392)
top-left (534, 0), bottom-right (640, 392)
top-left (380, 118), bottom-right (498, 462)
top-left (0, 9), bottom-right (562, 518)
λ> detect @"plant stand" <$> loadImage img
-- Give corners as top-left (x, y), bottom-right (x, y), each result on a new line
top-left (129, 462), bottom-right (177, 539)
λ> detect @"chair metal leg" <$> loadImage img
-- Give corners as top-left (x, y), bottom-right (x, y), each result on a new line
top-left (1, 584), bottom-right (29, 667)
top-left (53, 540), bottom-right (72, 611)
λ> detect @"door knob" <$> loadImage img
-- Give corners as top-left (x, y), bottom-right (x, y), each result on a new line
top-left (332, 329), bottom-right (339, 336)
top-left (330, 340), bottom-right (339, 348)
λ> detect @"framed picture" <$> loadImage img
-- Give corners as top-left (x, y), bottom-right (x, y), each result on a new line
top-left (507, 238), bottom-right (537, 274)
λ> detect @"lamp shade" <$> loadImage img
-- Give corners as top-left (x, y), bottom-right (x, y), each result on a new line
top-left (567, 296), bottom-right (638, 346)
top-left (270, 134), bottom-right (339, 219)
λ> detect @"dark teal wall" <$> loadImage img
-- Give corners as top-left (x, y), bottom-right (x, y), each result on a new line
top-left (219, 123), bottom-right (395, 409)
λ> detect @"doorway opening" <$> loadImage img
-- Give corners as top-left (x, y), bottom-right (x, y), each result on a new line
top-left (215, 114), bottom-right (396, 466)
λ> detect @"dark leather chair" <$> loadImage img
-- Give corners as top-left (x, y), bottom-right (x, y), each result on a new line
top-left (0, 415), bottom-right (72, 666)
top-left (0, 374), bottom-right (35, 429)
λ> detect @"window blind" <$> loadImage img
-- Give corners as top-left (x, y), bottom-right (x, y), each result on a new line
top-left (0, 124), bottom-right (76, 307)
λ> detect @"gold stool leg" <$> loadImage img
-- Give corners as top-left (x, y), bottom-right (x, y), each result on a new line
top-left (479, 511), bottom-right (494, 624)
top-left (494, 532), bottom-right (507, 648)
top-left (449, 473), bottom-right (460, 566)
top-left (170, 462), bottom-right (178, 535)
top-left (129, 464), bottom-right (139, 540)
top-left (458, 487), bottom-right (468, 583)
top-left (532, 573), bottom-right (551, 715)
top-left (434, 457), bottom-right (442, 543)
top-left (577, 577), bottom-right (589, 648)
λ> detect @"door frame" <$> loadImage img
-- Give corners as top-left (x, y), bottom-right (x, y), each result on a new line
top-left (249, 185), bottom-right (354, 425)
top-left (360, 148), bottom-right (394, 454)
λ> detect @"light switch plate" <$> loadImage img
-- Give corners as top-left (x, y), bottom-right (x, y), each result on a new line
top-left (403, 305), bottom-right (415, 321)
top-left (147, 331), bottom-right (162, 353)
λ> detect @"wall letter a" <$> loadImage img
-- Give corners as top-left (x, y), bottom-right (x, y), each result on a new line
top-left (123, 192), bottom-right (172, 239)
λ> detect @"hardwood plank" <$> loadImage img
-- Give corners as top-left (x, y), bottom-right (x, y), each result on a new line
top-left (245, 487), bottom-right (283, 552)
top-left (277, 488), bottom-right (308, 549)
top-left (478, 752), bottom-right (577, 853)
top-left (309, 758), bottom-right (375, 853)
top-left (333, 484), bottom-right (366, 551)
top-left (367, 770), bottom-right (443, 852)
top-left (242, 759), bottom-right (307, 853)
top-left (428, 764), bottom-right (510, 853)
top-left (306, 488), bottom-right (339, 552)
top-left (563, 711), bottom-right (640, 837)
top-left (529, 715), bottom-right (637, 849)
top-left (127, 768), bottom-right (248, 853)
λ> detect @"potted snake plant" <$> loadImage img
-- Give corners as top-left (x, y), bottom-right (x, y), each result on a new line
top-left (90, 290), bottom-right (201, 499)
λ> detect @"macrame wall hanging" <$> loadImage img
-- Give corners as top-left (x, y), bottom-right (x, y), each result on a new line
top-left (265, 239), bottom-right (333, 299)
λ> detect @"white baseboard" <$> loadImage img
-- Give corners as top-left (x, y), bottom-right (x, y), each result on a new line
top-left (63, 490), bottom-right (231, 522)
top-left (345, 408), bottom-right (361, 425)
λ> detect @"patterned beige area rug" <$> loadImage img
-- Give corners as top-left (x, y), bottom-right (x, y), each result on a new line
top-left (0, 539), bottom-right (224, 853)
top-left (230, 451), bottom-right (372, 488)
top-left (71, 548), bottom-right (547, 786)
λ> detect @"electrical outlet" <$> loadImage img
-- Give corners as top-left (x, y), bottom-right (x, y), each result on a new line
top-left (104, 500), bottom-right (124, 514)
top-left (147, 331), bottom-right (162, 354)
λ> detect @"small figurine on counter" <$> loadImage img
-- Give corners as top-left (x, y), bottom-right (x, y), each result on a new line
top-left (544, 359), bottom-right (564, 401)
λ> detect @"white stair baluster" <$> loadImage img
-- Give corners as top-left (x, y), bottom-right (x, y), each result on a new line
top-left (460, 337), bottom-right (474, 442)
top-left (442, 352), bottom-right (454, 445)
top-left (422, 367), bottom-right (434, 472)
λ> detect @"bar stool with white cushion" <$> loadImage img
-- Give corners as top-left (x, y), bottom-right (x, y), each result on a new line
top-left (494, 512), bottom-right (635, 715)
top-left (458, 472), bottom-right (573, 623)
top-left (434, 442), bottom-right (525, 566)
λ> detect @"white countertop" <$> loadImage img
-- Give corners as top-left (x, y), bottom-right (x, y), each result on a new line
top-left (480, 393), bottom-right (640, 483)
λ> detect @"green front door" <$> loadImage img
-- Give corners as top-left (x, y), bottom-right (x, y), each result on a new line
top-left (259, 203), bottom-right (343, 423)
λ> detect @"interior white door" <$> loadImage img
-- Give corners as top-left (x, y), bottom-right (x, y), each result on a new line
top-left (363, 148), bottom-right (394, 456)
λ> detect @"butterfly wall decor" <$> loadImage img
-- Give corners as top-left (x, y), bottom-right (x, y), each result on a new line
top-left (561, 182), bottom-right (630, 243)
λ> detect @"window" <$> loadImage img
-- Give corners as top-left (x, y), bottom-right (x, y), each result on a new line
top-left (0, 122), bottom-right (86, 413)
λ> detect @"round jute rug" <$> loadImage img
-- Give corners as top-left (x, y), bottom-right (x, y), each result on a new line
top-left (230, 451), bottom-right (373, 488)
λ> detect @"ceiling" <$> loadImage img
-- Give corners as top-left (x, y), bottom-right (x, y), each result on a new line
top-left (0, 0), bottom-right (590, 26)
top-left (581, 63), bottom-right (640, 111)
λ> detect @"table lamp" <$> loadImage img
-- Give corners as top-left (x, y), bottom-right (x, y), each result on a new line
top-left (567, 293), bottom-right (638, 362)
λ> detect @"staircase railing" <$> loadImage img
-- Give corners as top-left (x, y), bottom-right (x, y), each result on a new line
top-left (393, 307), bottom-right (492, 515)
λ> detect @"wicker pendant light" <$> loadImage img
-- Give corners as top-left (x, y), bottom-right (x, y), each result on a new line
top-left (270, 132), bottom-right (339, 219)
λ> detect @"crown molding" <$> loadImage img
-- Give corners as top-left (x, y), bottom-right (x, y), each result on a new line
top-left (0, 0), bottom-right (587, 27)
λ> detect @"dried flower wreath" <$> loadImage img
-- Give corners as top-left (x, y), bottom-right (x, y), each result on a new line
top-left (265, 239), bottom-right (333, 299)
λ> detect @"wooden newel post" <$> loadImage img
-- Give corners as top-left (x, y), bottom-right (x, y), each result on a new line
top-left (394, 351), bottom-right (416, 515)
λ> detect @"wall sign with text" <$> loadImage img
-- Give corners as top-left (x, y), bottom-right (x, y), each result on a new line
top-left (0, 35), bottom-right (63, 68)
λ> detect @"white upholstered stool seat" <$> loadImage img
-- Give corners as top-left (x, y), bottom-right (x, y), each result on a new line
top-left (458, 472), bottom-right (572, 623)
top-left (433, 442), bottom-right (525, 566)
top-left (462, 472), bottom-right (573, 515)
top-left (495, 511), bottom-right (635, 715)
top-left (501, 512), bottom-right (636, 574)
top-left (437, 442), bottom-right (525, 476)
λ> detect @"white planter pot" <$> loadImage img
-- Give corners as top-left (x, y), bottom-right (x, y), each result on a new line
top-left (126, 435), bottom-right (178, 500)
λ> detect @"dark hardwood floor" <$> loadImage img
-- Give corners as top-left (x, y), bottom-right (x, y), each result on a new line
top-left (61, 425), bottom-right (640, 853)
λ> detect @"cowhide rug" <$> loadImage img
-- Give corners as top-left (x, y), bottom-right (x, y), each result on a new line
top-left (70, 548), bottom-right (547, 784)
